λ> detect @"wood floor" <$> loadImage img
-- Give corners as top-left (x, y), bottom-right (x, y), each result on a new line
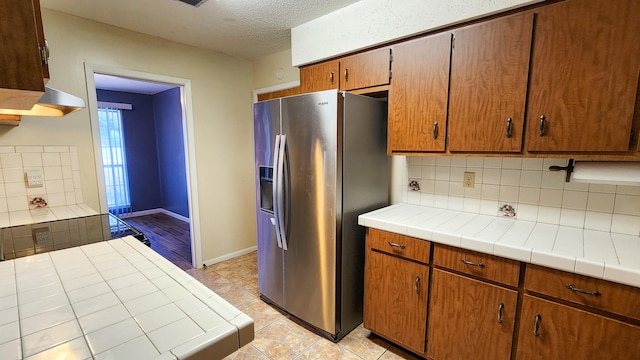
top-left (124, 212), bottom-right (192, 270)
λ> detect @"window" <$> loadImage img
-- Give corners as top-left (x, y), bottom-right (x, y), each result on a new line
top-left (98, 107), bottom-right (131, 216)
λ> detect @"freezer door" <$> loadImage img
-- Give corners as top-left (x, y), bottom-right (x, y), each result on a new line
top-left (253, 100), bottom-right (284, 307)
top-left (280, 90), bottom-right (340, 335)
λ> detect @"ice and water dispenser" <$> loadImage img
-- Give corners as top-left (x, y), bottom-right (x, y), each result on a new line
top-left (259, 166), bottom-right (273, 213)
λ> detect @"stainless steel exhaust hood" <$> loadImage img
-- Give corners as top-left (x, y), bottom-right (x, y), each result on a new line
top-left (0, 86), bottom-right (85, 117)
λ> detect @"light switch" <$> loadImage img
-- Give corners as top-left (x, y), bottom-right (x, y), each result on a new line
top-left (25, 169), bottom-right (44, 188)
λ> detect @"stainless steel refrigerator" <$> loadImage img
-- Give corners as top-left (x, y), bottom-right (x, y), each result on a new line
top-left (253, 89), bottom-right (389, 341)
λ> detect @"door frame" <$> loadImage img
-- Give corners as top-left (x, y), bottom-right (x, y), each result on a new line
top-left (84, 63), bottom-right (203, 269)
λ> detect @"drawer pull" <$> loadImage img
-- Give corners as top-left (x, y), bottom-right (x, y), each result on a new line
top-left (565, 284), bottom-right (601, 297)
top-left (533, 314), bottom-right (541, 336)
top-left (433, 121), bottom-right (439, 140)
top-left (506, 117), bottom-right (513, 138)
top-left (415, 276), bottom-right (421, 294)
top-left (388, 242), bottom-right (406, 249)
top-left (497, 302), bottom-right (504, 324)
top-left (461, 258), bottom-right (486, 268)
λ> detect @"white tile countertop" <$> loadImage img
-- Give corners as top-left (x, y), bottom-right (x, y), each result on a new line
top-left (359, 203), bottom-right (640, 288)
top-left (0, 236), bottom-right (253, 359)
top-left (1, 204), bottom-right (99, 228)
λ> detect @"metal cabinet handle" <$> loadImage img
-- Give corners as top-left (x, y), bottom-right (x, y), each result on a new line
top-left (388, 241), bottom-right (406, 249)
top-left (433, 121), bottom-right (439, 140)
top-left (539, 115), bottom-right (546, 137)
top-left (415, 276), bottom-right (421, 294)
top-left (565, 284), bottom-right (601, 297)
top-left (461, 258), bottom-right (486, 268)
top-left (506, 117), bottom-right (513, 138)
top-left (497, 303), bottom-right (504, 324)
top-left (533, 314), bottom-right (542, 336)
top-left (330, 71), bottom-right (334, 84)
top-left (344, 68), bottom-right (349, 82)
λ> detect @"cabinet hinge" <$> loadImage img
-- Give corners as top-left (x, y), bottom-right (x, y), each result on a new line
top-left (39, 46), bottom-right (47, 65)
top-left (389, 50), bottom-right (393, 63)
top-left (452, 36), bottom-right (455, 50)
top-left (389, 70), bottom-right (393, 79)
top-left (39, 40), bottom-right (49, 65)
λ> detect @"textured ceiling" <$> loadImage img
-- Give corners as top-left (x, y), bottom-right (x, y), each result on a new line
top-left (40, 0), bottom-right (362, 61)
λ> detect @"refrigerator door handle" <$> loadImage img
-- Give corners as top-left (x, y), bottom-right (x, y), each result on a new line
top-left (272, 134), bottom-right (283, 249)
top-left (277, 134), bottom-right (288, 250)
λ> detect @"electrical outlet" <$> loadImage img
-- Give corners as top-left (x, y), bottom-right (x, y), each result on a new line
top-left (32, 227), bottom-right (51, 244)
top-left (25, 169), bottom-right (44, 188)
top-left (463, 172), bottom-right (475, 188)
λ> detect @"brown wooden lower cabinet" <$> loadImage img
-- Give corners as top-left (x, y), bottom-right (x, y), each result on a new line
top-left (427, 269), bottom-right (517, 360)
top-left (363, 229), bottom-right (640, 359)
top-left (363, 249), bottom-right (429, 355)
top-left (516, 295), bottom-right (640, 360)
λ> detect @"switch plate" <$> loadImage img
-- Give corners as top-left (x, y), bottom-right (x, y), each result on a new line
top-left (463, 172), bottom-right (475, 188)
top-left (25, 169), bottom-right (44, 188)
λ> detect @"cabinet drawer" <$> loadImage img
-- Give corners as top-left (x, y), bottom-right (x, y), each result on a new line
top-left (433, 245), bottom-right (520, 287)
top-left (367, 229), bottom-right (430, 264)
top-left (524, 264), bottom-right (640, 321)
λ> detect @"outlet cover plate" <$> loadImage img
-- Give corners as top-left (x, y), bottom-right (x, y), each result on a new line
top-left (32, 227), bottom-right (51, 244)
top-left (463, 172), bottom-right (475, 188)
top-left (25, 169), bottom-right (44, 188)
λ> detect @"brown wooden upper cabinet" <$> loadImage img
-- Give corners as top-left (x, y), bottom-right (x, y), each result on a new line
top-left (0, 0), bottom-right (49, 111)
top-left (295, 47), bottom-right (391, 95)
top-left (257, 86), bottom-right (301, 102)
top-left (525, 0), bottom-right (640, 152)
top-left (299, 60), bottom-right (340, 93)
top-left (339, 47), bottom-right (392, 91)
top-left (448, 12), bottom-right (534, 152)
top-left (388, 33), bottom-right (452, 153)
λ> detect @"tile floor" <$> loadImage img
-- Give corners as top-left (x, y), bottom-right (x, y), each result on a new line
top-left (185, 252), bottom-right (420, 360)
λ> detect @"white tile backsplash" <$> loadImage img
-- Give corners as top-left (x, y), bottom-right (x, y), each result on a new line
top-left (1, 153), bottom-right (22, 169)
top-left (587, 192), bottom-right (615, 212)
top-left (0, 146), bottom-right (83, 215)
top-left (402, 156), bottom-right (640, 236)
top-left (499, 185), bottom-right (519, 203)
top-left (614, 194), bottom-right (640, 216)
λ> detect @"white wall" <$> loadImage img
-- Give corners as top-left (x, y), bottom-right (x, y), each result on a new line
top-left (0, 9), bottom-right (257, 264)
top-left (291, 0), bottom-right (543, 66)
top-left (252, 49), bottom-right (299, 90)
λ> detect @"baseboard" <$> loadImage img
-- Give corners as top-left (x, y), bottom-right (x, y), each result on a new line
top-left (121, 208), bottom-right (190, 223)
top-left (202, 245), bottom-right (257, 267)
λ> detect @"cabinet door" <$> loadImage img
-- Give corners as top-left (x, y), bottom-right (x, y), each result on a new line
top-left (0, 0), bottom-right (46, 110)
top-left (300, 60), bottom-right (339, 93)
top-left (32, 0), bottom-right (49, 80)
top-left (257, 87), bottom-right (301, 102)
top-left (364, 250), bottom-right (429, 355)
top-left (340, 47), bottom-right (391, 91)
top-left (388, 33), bottom-right (451, 153)
top-left (525, 0), bottom-right (640, 152)
top-left (517, 295), bottom-right (640, 360)
top-left (448, 12), bottom-right (533, 152)
top-left (427, 269), bottom-right (517, 360)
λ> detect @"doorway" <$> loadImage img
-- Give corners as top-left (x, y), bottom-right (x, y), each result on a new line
top-left (84, 63), bottom-right (203, 269)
